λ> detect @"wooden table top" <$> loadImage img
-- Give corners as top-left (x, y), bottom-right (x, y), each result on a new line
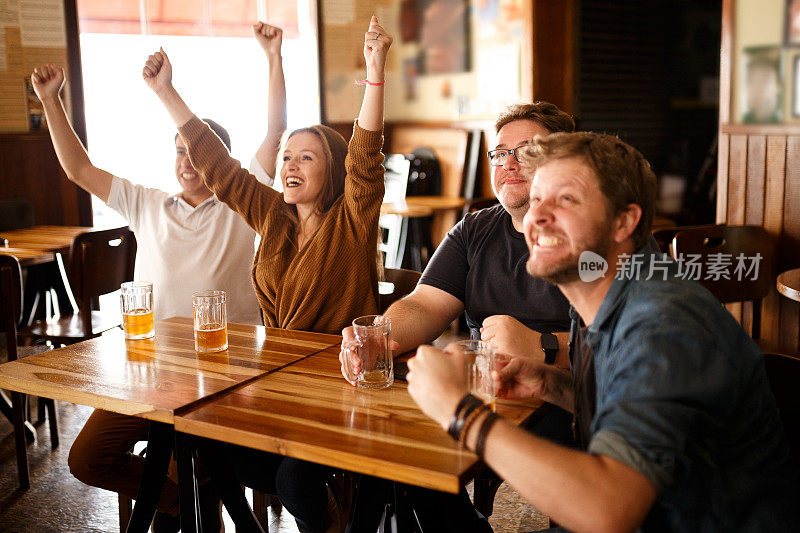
top-left (0, 317), bottom-right (340, 424)
top-left (0, 246), bottom-right (55, 267)
top-left (777, 268), bottom-right (800, 303)
top-left (0, 225), bottom-right (100, 254)
top-left (176, 345), bottom-right (543, 493)
top-left (381, 196), bottom-right (467, 218)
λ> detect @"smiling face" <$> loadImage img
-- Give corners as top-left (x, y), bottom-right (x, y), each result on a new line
top-left (523, 156), bottom-right (616, 284)
top-left (492, 119), bottom-right (551, 219)
top-left (280, 132), bottom-right (327, 209)
top-left (175, 136), bottom-right (213, 203)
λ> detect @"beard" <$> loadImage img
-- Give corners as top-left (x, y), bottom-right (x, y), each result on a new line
top-left (526, 217), bottom-right (614, 284)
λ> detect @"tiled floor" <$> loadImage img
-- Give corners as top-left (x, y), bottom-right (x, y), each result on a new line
top-left (0, 401), bottom-right (549, 533)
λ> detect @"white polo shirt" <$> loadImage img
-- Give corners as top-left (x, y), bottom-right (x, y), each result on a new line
top-left (107, 176), bottom-right (262, 325)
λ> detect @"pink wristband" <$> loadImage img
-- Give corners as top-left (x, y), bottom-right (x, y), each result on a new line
top-left (355, 79), bottom-right (385, 86)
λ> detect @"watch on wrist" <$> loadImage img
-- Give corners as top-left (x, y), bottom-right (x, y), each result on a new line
top-left (541, 332), bottom-right (558, 365)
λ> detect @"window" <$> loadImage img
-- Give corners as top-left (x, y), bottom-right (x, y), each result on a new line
top-left (76, 0), bottom-right (319, 225)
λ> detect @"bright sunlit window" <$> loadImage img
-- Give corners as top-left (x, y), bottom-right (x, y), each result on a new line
top-left (77, 1), bottom-right (320, 226)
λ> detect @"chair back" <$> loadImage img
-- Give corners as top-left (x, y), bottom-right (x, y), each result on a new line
top-left (763, 352), bottom-right (800, 463)
top-left (68, 227), bottom-right (136, 336)
top-left (0, 254), bottom-right (23, 361)
top-left (672, 224), bottom-right (774, 338)
top-left (379, 268), bottom-right (422, 313)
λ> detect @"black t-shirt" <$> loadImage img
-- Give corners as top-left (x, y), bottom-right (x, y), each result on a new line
top-left (419, 204), bottom-right (571, 338)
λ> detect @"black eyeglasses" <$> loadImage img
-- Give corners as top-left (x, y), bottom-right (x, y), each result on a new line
top-left (486, 146), bottom-right (526, 167)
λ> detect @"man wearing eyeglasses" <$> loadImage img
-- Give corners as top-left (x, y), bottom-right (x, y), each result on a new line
top-left (340, 102), bottom-right (576, 532)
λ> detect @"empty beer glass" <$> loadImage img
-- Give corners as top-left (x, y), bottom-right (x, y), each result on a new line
top-left (457, 340), bottom-right (496, 410)
top-left (342, 315), bottom-right (393, 389)
top-left (192, 290), bottom-right (228, 353)
top-left (120, 282), bottom-right (154, 339)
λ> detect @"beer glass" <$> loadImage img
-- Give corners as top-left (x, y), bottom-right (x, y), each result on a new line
top-left (120, 282), bottom-right (154, 339)
top-left (192, 290), bottom-right (228, 353)
top-left (342, 315), bottom-right (393, 389)
top-left (457, 340), bottom-right (496, 409)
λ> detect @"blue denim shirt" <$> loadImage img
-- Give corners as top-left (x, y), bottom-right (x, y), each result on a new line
top-left (574, 246), bottom-right (800, 531)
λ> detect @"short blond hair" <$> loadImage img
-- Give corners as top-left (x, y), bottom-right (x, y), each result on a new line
top-left (521, 132), bottom-right (657, 250)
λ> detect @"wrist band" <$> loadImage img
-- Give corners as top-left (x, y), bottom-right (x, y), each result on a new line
top-left (355, 79), bottom-right (385, 86)
top-left (459, 404), bottom-right (490, 446)
top-left (475, 412), bottom-right (501, 459)
top-left (447, 394), bottom-right (483, 440)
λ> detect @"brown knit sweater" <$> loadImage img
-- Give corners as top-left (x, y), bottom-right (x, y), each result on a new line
top-left (179, 117), bottom-right (383, 335)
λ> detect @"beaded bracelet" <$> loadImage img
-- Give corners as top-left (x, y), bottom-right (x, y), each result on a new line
top-left (355, 79), bottom-right (386, 86)
top-left (447, 394), bottom-right (483, 440)
top-left (474, 412), bottom-right (501, 459)
top-left (459, 404), bottom-right (490, 446)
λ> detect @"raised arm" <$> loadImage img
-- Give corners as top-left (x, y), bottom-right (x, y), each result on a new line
top-left (357, 16), bottom-right (391, 131)
top-left (31, 65), bottom-right (113, 202)
top-left (252, 22), bottom-right (287, 180)
top-left (141, 49), bottom-right (193, 128)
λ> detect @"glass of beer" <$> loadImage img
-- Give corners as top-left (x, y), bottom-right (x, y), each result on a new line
top-left (342, 315), bottom-right (393, 389)
top-left (192, 290), bottom-right (228, 353)
top-left (120, 282), bottom-right (155, 339)
top-left (457, 340), bottom-right (496, 410)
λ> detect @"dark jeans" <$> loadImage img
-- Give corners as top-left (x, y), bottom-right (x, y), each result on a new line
top-left (227, 444), bottom-right (333, 532)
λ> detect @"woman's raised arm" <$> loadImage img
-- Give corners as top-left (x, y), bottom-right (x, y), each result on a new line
top-left (357, 16), bottom-right (392, 131)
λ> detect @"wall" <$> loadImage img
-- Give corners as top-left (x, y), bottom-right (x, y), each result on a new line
top-left (319, 0), bottom-right (529, 124)
top-left (718, 0), bottom-right (800, 350)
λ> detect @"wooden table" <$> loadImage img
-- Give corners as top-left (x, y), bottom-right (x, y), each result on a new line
top-left (0, 317), bottom-right (340, 532)
top-left (380, 196), bottom-right (468, 270)
top-left (777, 268), bottom-right (800, 351)
top-left (177, 345), bottom-right (541, 494)
top-left (0, 225), bottom-right (97, 254)
top-left (0, 225), bottom-right (107, 321)
top-left (0, 246), bottom-right (55, 267)
top-left (777, 268), bottom-right (800, 303)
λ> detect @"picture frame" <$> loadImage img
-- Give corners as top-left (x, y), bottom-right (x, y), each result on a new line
top-left (741, 46), bottom-right (783, 124)
top-left (786, 48), bottom-right (800, 123)
top-left (786, 0), bottom-right (800, 45)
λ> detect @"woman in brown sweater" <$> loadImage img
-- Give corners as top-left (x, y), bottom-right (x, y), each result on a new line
top-left (144, 16), bottom-right (392, 532)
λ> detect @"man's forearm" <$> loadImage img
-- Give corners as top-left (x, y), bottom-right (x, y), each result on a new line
top-left (466, 418), bottom-right (655, 533)
top-left (40, 95), bottom-right (111, 201)
top-left (385, 298), bottom-right (456, 355)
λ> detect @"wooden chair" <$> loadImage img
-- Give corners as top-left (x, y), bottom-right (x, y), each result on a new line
top-left (22, 227), bottom-right (136, 345)
top-left (672, 224), bottom-right (774, 340)
top-left (379, 268), bottom-right (422, 313)
top-left (763, 351), bottom-right (800, 463)
top-left (0, 254), bottom-right (58, 490)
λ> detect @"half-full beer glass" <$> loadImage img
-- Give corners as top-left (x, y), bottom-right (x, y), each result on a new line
top-left (192, 290), bottom-right (228, 353)
top-left (457, 340), bottom-right (496, 410)
top-left (342, 315), bottom-right (393, 389)
top-left (120, 282), bottom-right (154, 339)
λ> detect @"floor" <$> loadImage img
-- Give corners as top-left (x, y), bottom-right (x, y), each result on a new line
top-left (0, 400), bottom-right (549, 533)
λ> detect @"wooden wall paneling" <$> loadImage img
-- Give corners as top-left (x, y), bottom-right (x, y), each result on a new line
top-left (725, 134), bottom-right (748, 323)
top-left (530, 0), bottom-right (575, 113)
top-left (718, 0), bottom-right (733, 125)
top-left (741, 135), bottom-right (766, 335)
top-left (761, 135), bottom-right (787, 343)
top-left (0, 132), bottom-right (87, 226)
top-left (716, 133), bottom-right (730, 223)
top-left (780, 136), bottom-right (800, 349)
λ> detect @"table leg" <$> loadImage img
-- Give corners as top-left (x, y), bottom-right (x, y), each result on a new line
top-left (126, 421), bottom-right (172, 533)
top-left (175, 431), bottom-right (199, 533)
top-left (11, 391), bottom-right (30, 490)
top-left (0, 389), bottom-right (36, 442)
top-left (196, 438), bottom-right (265, 533)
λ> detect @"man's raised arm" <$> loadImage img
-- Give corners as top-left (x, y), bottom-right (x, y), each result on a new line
top-left (32, 64), bottom-right (113, 202)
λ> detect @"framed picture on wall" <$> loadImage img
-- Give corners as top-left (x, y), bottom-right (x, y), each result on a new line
top-left (787, 48), bottom-right (800, 123)
top-left (741, 46), bottom-right (783, 124)
top-left (407, 0), bottom-right (471, 74)
top-left (786, 0), bottom-right (800, 45)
